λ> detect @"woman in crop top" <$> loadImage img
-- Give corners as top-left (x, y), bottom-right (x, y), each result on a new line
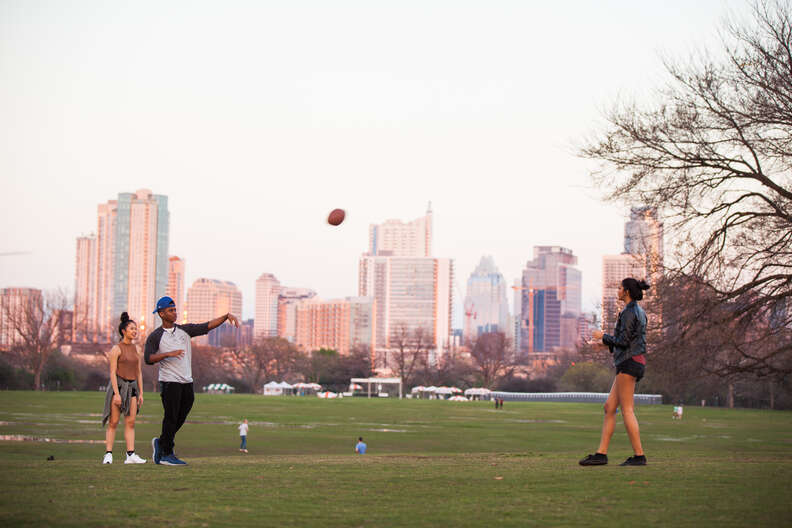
top-left (101, 312), bottom-right (146, 464)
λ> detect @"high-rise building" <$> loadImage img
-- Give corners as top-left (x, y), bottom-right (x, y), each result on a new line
top-left (73, 190), bottom-right (169, 340)
top-left (114, 190), bottom-right (170, 334)
top-left (624, 207), bottom-right (664, 277)
top-left (358, 255), bottom-right (453, 363)
top-left (368, 204), bottom-right (433, 257)
top-left (601, 254), bottom-right (647, 332)
top-left (512, 279), bottom-right (522, 356)
top-left (239, 319), bottom-right (254, 348)
top-left (74, 235), bottom-right (97, 341)
top-left (517, 246), bottom-right (582, 356)
top-left (95, 200), bottom-right (117, 341)
top-left (463, 256), bottom-right (510, 342)
top-left (254, 273), bottom-right (281, 340)
top-left (602, 207), bottom-right (665, 332)
top-left (277, 287), bottom-right (317, 342)
top-left (0, 288), bottom-right (42, 349)
top-left (167, 256), bottom-right (186, 322)
top-left (294, 297), bottom-right (376, 356)
top-left (185, 278), bottom-right (243, 346)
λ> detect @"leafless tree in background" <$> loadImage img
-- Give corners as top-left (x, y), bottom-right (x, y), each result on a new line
top-left (227, 337), bottom-right (299, 392)
top-left (581, 0), bottom-right (792, 380)
top-left (4, 290), bottom-right (70, 390)
top-left (389, 324), bottom-right (431, 386)
top-left (469, 331), bottom-right (514, 388)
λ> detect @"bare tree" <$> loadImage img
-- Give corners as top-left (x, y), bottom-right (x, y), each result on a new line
top-left (227, 337), bottom-right (300, 392)
top-left (4, 290), bottom-right (70, 390)
top-left (469, 331), bottom-right (514, 388)
top-left (581, 0), bottom-right (792, 379)
top-left (389, 323), bottom-right (431, 385)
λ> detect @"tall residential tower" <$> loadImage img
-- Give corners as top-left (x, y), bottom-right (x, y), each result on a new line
top-left (74, 189), bottom-right (169, 340)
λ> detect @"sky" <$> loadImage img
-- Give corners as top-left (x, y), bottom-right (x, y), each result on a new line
top-left (0, 0), bottom-right (747, 323)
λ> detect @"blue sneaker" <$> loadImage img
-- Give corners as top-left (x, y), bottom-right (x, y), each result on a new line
top-left (152, 437), bottom-right (161, 465)
top-left (159, 454), bottom-right (187, 466)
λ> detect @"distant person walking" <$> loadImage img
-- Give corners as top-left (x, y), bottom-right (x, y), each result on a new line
top-left (580, 278), bottom-right (650, 467)
top-left (355, 437), bottom-right (367, 454)
top-left (239, 419), bottom-right (249, 453)
top-left (145, 296), bottom-right (240, 466)
top-left (101, 312), bottom-right (146, 464)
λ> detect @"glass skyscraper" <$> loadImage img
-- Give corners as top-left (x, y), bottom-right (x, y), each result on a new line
top-left (462, 256), bottom-right (510, 342)
top-left (517, 246), bottom-right (582, 356)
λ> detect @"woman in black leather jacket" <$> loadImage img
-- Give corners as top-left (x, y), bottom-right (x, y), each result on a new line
top-left (579, 278), bottom-right (650, 467)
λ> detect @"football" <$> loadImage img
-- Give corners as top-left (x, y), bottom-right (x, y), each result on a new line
top-left (327, 208), bottom-right (346, 226)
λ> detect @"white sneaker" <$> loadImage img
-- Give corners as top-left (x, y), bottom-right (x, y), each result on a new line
top-left (102, 452), bottom-right (113, 464)
top-left (124, 452), bottom-right (146, 464)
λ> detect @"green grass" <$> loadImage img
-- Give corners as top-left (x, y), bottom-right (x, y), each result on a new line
top-left (1, 392), bottom-right (790, 527)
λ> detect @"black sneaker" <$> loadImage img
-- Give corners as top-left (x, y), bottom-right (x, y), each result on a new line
top-left (579, 453), bottom-right (608, 466)
top-left (620, 455), bottom-right (647, 466)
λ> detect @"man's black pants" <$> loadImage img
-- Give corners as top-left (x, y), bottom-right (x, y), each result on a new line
top-left (159, 382), bottom-right (194, 456)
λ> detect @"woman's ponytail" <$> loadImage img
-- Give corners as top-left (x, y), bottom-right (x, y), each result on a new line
top-left (622, 278), bottom-right (651, 301)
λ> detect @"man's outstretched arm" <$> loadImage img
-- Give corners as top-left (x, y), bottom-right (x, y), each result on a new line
top-left (208, 313), bottom-right (240, 331)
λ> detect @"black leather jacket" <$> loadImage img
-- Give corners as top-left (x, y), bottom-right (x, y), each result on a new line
top-left (602, 300), bottom-right (647, 366)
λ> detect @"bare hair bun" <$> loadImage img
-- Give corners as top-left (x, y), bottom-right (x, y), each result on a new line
top-left (118, 312), bottom-right (135, 339)
top-left (622, 277), bottom-right (650, 301)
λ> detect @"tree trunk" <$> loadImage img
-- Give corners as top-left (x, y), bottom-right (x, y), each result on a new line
top-left (769, 381), bottom-right (775, 410)
top-left (34, 369), bottom-right (42, 391)
top-left (727, 383), bottom-right (734, 409)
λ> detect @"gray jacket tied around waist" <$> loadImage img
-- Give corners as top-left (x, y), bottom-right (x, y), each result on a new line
top-left (102, 376), bottom-right (139, 427)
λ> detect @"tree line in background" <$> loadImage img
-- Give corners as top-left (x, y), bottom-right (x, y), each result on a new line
top-left (2, 319), bottom-right (790, 409)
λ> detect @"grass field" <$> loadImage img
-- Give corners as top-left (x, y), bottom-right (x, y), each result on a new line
top-left (1, 391), bottom-right (790, 527)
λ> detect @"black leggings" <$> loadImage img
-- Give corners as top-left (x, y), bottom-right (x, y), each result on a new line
top-left (159, 382), bottom-right (194, 456)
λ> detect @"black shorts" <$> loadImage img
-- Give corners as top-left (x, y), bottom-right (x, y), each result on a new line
top-left (616, 358), bottom-right (645, 382)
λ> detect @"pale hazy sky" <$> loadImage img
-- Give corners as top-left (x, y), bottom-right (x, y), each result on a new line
top-left (0, 0), bottom-right (745, 322)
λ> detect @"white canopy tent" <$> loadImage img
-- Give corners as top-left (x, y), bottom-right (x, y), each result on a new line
top-left (350, 377), bottom-right (403, 399)
top-left (294, 382), bottom-right (322, 396)
top-left (263, 381), bottom-right (283, 396)
top-left (464, 388), bottom-right (492, 398)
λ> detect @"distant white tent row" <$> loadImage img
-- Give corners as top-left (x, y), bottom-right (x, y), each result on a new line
top-left (263, 381), bottom-right (294, 396)
top-left (294, 382), bottom-right (322, 391)
top-left (410, 386), bottom-right (463, 399)
top-left (203, 383), bottom-right (235, 394)
top-left (263, 381), bottom-right (323, 396)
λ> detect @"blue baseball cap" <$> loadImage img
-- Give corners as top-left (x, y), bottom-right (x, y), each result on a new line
top-left (153, 296), bottom-right (176, 313)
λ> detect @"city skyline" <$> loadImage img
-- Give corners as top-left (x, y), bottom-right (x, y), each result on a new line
top-left (61, 196), bottom-right (657, 335)
top-left (0, 2), bottom-right (743, 323)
